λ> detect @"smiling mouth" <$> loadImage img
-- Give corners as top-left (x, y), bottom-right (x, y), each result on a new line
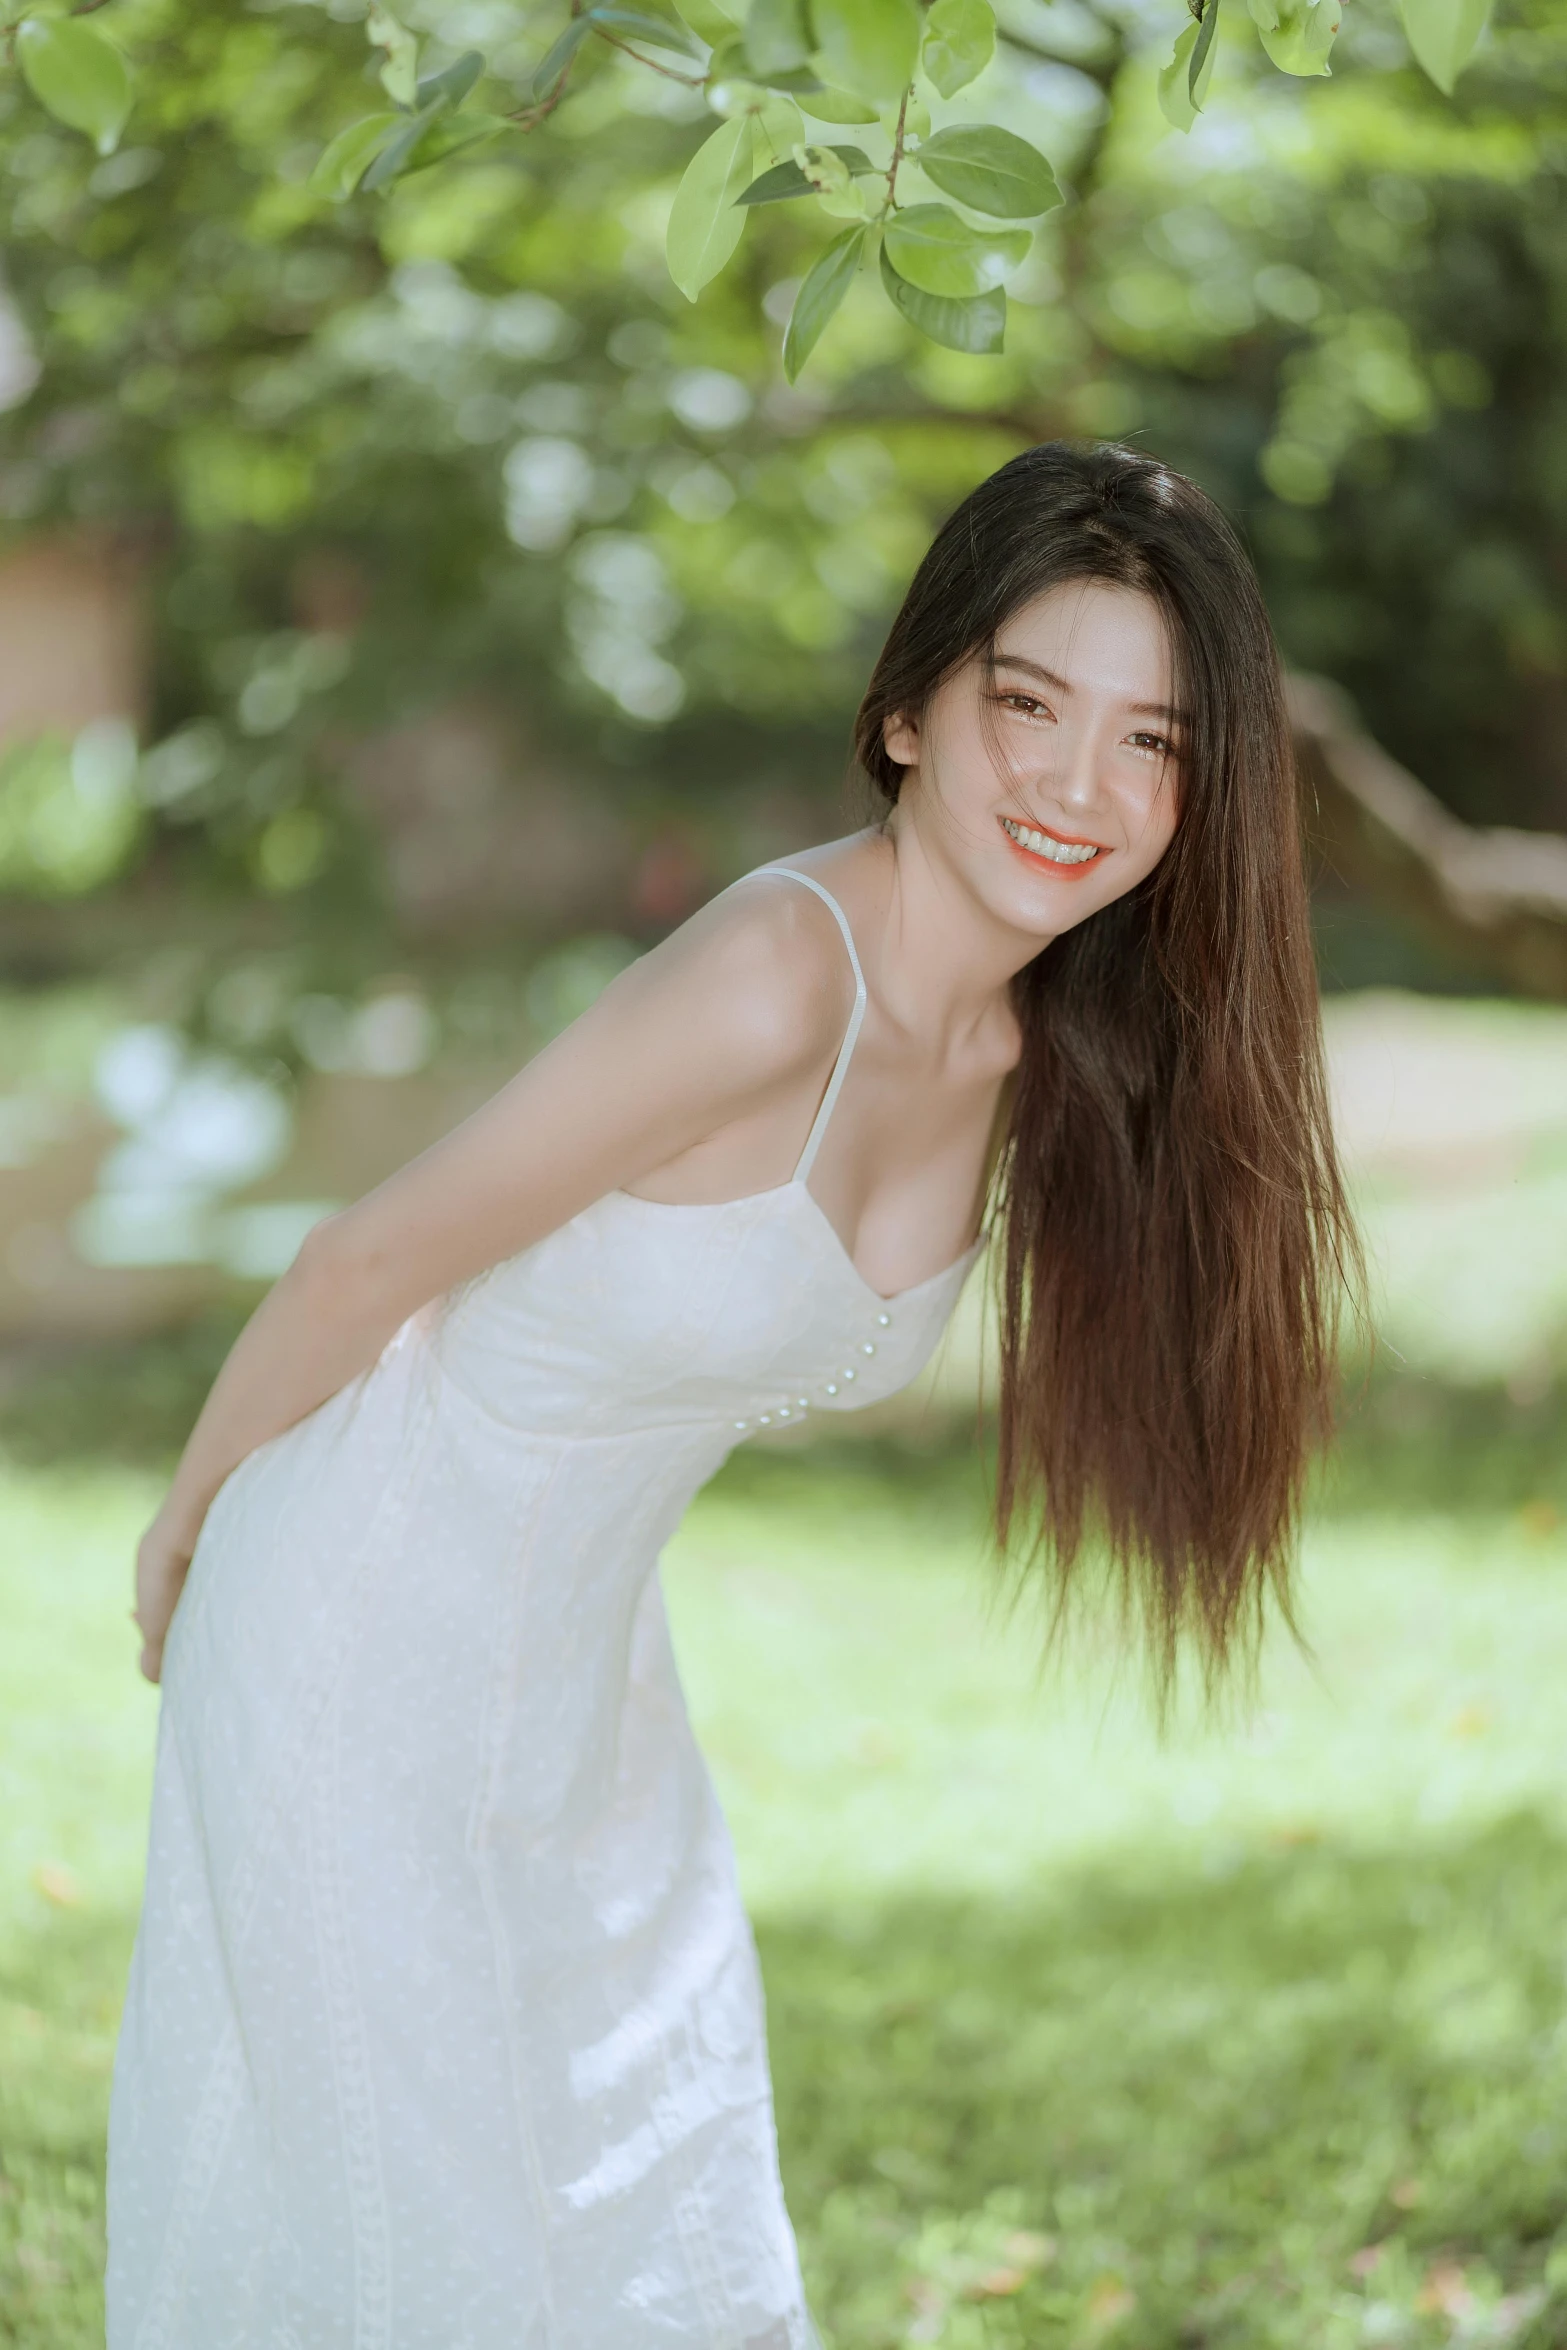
top-left (999, 815), bottom-right (1106, 867)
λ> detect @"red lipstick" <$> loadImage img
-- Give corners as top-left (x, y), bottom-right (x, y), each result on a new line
top-left (998, 813), bottom-right (1110, 880)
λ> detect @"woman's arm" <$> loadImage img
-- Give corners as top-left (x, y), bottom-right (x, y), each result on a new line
top-left (133, 881), bottom-right (851, 1681)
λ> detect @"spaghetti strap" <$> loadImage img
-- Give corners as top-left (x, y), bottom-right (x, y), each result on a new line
top-left (750, 865), bottom-right (868, 1184)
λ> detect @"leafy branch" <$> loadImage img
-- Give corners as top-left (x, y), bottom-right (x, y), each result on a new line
top-left (0, 0), bottom-right (1503, 375)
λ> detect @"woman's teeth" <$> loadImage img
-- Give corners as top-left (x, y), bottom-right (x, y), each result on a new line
top-left (1001, 817), bottom-right (1101, 866)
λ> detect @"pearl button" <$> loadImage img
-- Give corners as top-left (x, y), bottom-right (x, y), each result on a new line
top-left (759, 1414), bottom-right (772, 1426)
top-left (842, 1368), bottom-right (856, 1382)
top-left (861, 1342), bottom-right (876, 1355)
top-left (734, 1420), bottom-right (749, 1431)
top-left (825, 1383), bottom-right (838, 1396)
top-left (876, 1312), bottom-right (891, 1327)
top-left (777, 1406), bottom-right (791, 1419)
top-left (797, 1397), bottom-right (810, 1409)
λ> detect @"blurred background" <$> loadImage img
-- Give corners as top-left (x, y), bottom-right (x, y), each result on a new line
top-left (3, 0), bottom-right (1567, 2341)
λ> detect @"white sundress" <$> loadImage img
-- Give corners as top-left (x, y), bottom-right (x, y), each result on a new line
top-left (107, 866), bottom-right (983, 2350)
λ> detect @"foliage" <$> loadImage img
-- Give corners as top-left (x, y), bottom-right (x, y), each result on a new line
top-left (14, 16), bottom-right (132, 157)
top-left (0, 0), bottom-right (1493, 381)
top-left (0, 724), bottom-right (139, 895)
top-left (0, 0), bottom-right (1563, 1003)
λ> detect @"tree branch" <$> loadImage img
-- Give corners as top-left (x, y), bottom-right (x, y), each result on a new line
top-left (1291, 672), bottom-right (1567, 998)
top-left (509, 0), bottom-right (586, 129)
top-left (592, 30), bottom-right (704, 85)
top-left (883, 84), bottom-right (912, 212)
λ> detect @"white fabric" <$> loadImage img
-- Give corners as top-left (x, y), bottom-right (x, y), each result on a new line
top-left (749, 868), bottom-right (868, 1184)
top-left (108, 876), bottom-right (981, 2350)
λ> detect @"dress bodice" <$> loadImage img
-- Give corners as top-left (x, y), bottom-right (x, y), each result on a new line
top-left (431, 863), bottom-right (984, 1443)
top-left (431, 1179), bottom-right (981, 1441)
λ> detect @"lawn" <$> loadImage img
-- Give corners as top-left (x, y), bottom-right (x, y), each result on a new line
top-left (2, 1398), bottom-right (1566, 2348)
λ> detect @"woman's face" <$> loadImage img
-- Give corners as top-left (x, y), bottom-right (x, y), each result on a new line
top-left (885, 579), bottom-right (1183, 942)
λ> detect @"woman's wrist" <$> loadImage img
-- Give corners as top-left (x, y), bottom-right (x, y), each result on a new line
top-left (149, 1482), bottom-right (210, 1556)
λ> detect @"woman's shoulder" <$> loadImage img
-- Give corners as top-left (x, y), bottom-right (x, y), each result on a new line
top-left (647, 848), bottom-right (868, 1074)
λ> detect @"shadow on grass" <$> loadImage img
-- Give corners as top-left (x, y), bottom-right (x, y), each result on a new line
top-left (6, 1818), bottom-right (1566, 2348)
top-left (763, 1813), bottom-right (1567, 2347)
top-left (1322, 1371), bottom-right (1567, 1523)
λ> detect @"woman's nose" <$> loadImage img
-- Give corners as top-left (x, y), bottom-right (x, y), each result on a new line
top-left (1048, 723), bottom-right (1106, 810)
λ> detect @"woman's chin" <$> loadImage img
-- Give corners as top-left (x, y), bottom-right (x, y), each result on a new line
top-left (976, 855), bottom-right (1114, 941)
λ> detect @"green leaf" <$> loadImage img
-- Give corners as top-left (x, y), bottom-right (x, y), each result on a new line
top-left (739, 59), bottom-right (825, 90)
top-left (532, 11), bottom-right (597, 98)
top-left (367, 3), bottom-right (419, 106)
top-left (14, 17), bottom-right (132, 156)
top-left (878, 241), bottom-right (1005, 350)
top-left (920, 0), bottom-right (996, 97)
top-left (783, 223), bottom-right (865, 379)
top-left (1250, 0), bottom-right (1339, 76)
top-left (415, 50), bottom-right (486, 109)
top-left (353, 41), bottom-right (505, 187)
top-left (675, 0), bottom-right (745, 36)
top-left (751, 94), bottom-right (804, 154)
top-left (882, 202), bottom-right (1029, 297)
top-left (360, 100), bottom-right (444, 190)
top-left (916, 123), bottom-right (1060, 218)
top-left (1157, 16), bottom-right (1217, 125)
top-left (737, 143), bottom-right (874, 202)
top-left (708, 37), bottom-right (818, 98)
top-left (737, 158), bottom-right (816, 202)
top-left (810, 0), bottom-right (920, 103)
top-left (309, 112), bottom-right (401, 198)
top-left (397, 111), bottom-right (509, 174)
top-left (1398, 0), bottom-right (1487, 89)
top-left (745, 0), bottom-right (812, 74)
top-left (1187, 0), bottom-right (1220, 95)
top-left (706, 34), bottom-right (754, 78)
top-left (798, 84), bottom-right (880, 121)
top-left (666, 112), bottom-right (755, 298)
top-left (795, 138), bottom-right (872, 215)
top-left (589, 5), bottom-right (706, 57)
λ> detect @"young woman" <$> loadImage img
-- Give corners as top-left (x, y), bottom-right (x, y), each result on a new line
top-left (109, 442), bottom-right (1353, 2348)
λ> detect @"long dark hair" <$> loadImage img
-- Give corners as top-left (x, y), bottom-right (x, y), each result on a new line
top-left (854, 441), bottom-right (1359, 1695)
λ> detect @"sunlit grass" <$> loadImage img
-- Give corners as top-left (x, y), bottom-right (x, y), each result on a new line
top-left (0, 1464), bottom-right (160, 2350)
top-left (668, 1447), bottom-right (1567, 2346)
top-left (670, 1448), bottom-right (1567, 1913)
top-left (2, 1421), bottom-right (1566, 2346)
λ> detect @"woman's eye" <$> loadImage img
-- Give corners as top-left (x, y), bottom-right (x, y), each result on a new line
top-left (1127, 731), bottom-right (1172, 757)
top-left (999, 693), bottom-right (1050, 720)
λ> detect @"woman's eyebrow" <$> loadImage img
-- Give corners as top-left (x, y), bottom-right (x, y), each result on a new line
top-left (991, 651), bottom-right (1182, 723)
top-left (991, 652), bottom-right (1070, 692)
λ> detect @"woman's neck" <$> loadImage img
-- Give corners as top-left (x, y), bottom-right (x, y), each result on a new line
top-left (855, 807), bottom-right (1045, 1054)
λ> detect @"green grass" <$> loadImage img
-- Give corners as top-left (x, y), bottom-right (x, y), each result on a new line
top-left (669, 1449), bottom-right (1567, 2346)
top-left (0, 1466), bottom-right (161, 2348)
top-left (3, 1411), bottom-right (1567, 2347)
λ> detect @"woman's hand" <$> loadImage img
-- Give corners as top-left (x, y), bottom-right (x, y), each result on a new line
top-left (134, 1507), bottom-right (198, 1684)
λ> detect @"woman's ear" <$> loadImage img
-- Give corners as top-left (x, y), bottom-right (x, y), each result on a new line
top-left (882, 709), bottom-right (920, 767)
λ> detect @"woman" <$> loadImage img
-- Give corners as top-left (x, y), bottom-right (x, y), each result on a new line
top-left (109, 442), bottom-right (1353, 2348)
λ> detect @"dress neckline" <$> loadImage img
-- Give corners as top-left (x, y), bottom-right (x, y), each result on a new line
top-left (613, 863), bottom-right (985, 1305)
top-left (609, 1182), bottom-right (984, 1307)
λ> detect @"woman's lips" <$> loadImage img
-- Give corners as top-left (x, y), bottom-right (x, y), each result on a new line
top-left (998, 813), bottom-right (1110, 879)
